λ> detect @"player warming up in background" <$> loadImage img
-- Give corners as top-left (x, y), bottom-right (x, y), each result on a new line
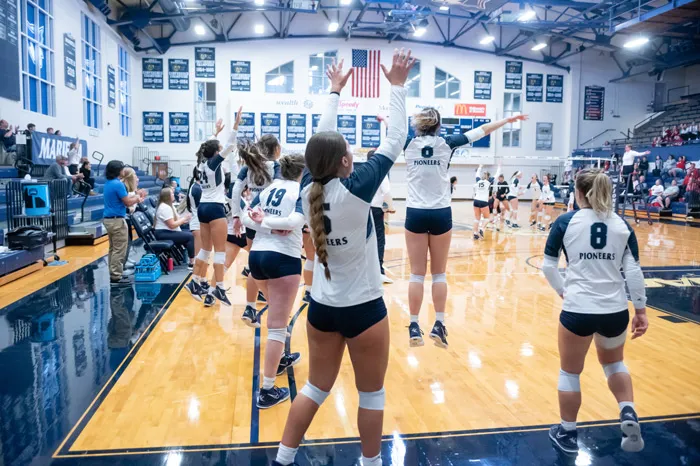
top-left (472, 164), bottom-right (500, 241)
top-left (403, 107), bottom-right (526, 348)
top-left (272, 49), bottom-right (412, 466)
top-left (505, 170), bottom-right (524, 228)
top-left (542, 168), bottom-right (648, 456)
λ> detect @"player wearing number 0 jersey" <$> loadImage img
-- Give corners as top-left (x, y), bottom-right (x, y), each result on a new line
top-left (542, 168), bottom-right (648, 456)
top-left (504, 171), bottom-right (524, 228)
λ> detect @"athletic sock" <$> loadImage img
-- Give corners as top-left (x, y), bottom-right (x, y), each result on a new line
top-left (619, 401), bottom-right (635, 412)
top-left (361, 454), bottom-right (382, 466)
top-left (216, 281), bottom-right (224, 289)
top-left (410, 315), bottom-right (419, 324)
top-left (262, 376), bottom-right (275, 390)
top-left (561, 420), bottom-right (577, 431)
top-left (193, 275), bottom-right (201, 283)
top-left (435, 312), bottom-right (445, 323)
top-left (246, 301), bottom-right (256, 309)
top-left (275, 444), bottom-right (298, 465)
top-left (305, 285), bottom-right (311, 293)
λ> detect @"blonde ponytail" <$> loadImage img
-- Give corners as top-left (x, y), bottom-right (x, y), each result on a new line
top-left (308, 181), bottom-right (331, 280)
top-left (576, 168), bottom-right (613, 217)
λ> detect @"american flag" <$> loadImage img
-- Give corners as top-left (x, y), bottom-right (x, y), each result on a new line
top-left (351, 49), bottom-right (381, 98)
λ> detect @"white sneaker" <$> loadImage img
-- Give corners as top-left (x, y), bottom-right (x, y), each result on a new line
top-left (381, 274), bottom-right (393, 284)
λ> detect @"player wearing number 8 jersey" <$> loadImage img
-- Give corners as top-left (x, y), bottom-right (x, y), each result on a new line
top-left (542, 168), bottom-right (648, 456)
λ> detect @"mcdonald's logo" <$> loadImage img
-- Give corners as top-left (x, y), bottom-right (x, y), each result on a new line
top-left (454, 103), bottom-right (486, 116)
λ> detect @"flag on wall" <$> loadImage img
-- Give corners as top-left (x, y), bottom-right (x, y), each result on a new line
top-left (351, 49), bottom-right (381, 98)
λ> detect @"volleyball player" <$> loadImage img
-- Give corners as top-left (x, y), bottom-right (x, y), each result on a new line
top-left (491, 172), bottom-right (510, 230)
top-left (528, 174), bottom-right (543, 227)
top-left (187, 167), bottom-right (203, 270)
top-left (404, 108), bottom-right (527, 349)
top-left (224, 173), bottom-right (249, 273)
top-left (472, 165), bottom-right (500, 241)
top-left (184, 114), bottom-right (241, 306)
top-left (539, 174), bottom-right (556, 231)
top-left (504, 171), bottom-right (523, 228)
top-left (230, 140), bottom-right (281, 326)
top-left (543, 168), bottom-right (647, 455)
top-left (240, 154), bottom-right (306, 409)
top-left (272, 50), bottom-right (411, 466)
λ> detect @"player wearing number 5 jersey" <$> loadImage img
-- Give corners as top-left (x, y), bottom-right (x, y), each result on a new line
top-left (403, 108), bottom-right (528, 349)
top-left (272, 50), bottom-right (414, 466)
top-left (542, 169), bottom-right (648, 456)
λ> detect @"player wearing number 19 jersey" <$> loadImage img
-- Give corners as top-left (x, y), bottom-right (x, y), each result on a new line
top-left (542, 169), bottom-right (648, 456)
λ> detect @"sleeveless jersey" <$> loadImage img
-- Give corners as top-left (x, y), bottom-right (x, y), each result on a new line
top-left (248, 179), bottom-right (303, 258)
top-left (540, 183), bottom-right (556, 202)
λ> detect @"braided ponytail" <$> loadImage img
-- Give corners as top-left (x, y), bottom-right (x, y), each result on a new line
top-left (308, 181), bottom-right (331, 280)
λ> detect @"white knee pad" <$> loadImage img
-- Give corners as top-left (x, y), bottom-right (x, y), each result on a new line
top-left (358, 388), bottom-right (385, 410)
top-left (300, 382), bottom-right (330, 406)
top-left (197, 249), bottom-right (212, 261)
top-left (214, 251), bottom-right (226, 265)
top-left (594, 332), bottom-right (627, 350)
top-left (409, 274), bottom-right (425, 284)
top-left (267, 328), bottom-right (287, 344)
top-left (432, 273), bottom-right (447, 284)
top-left (558, 369), bottom-right (581, 392)
top-left (304, 259), bottom-right (314, 272)
top-left (603, 361), bottom-right (629, 379)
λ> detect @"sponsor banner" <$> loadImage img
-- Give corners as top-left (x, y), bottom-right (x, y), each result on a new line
top-left (169, 112), bottom-right (190, 143)
top-left (230, 60), bottom-right (251, 91)
top-left (143, 111), bottom-right (164, 142)
top-left (361, 115), bottom-right (381, 148)
top-left (168, 58), bottom-right (189, 90)
top-left (142, 58), bottom-right (163, 89)
top-left (30, 132), bottom-right (87, 165)
top-left (195, 47), bottom-right (215, 78)
top-left (286, 113), bottom-right (307, 144)
top-left (454, 103), bottom-right (487, 117)
top-left (337, 115), bottom-right (357, 145)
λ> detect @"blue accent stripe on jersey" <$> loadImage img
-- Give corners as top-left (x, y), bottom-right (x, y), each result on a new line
top-left (544, 210), bottom-right (577, 260)
top-left (341, 152), bottom-right (393, 204)
top-left (237, 166), bottom-right (248, 181)
top-left (623, 218), bottom-right (640, 261)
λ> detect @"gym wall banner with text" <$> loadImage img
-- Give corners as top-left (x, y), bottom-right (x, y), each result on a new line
top-left (31, 132), bottom-right (88, 165)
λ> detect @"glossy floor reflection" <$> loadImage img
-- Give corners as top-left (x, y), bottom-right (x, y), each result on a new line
top-left (0, 258), bottom-right (178, 466)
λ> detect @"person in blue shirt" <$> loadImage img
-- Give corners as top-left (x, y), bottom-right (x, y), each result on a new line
top-left (103, 160), bottom-right (146, 285)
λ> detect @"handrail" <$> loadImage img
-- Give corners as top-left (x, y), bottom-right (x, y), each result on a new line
top-left (580, 129), bottom-right (616, 147)
top-left (91, 151), bottom-right (105, 177)
top-left (633, 111), bottom-right (664, 131)
top-left (668, 85), bottom-right (690, 103)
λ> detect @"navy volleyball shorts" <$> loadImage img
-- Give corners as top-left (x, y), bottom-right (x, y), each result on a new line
top-left (560, 310), bottom-right (629, 338)
top-left (405, 207), bottom-right (452, 235)
top-left (473, 199), bottom-right (489, 209)
top-left (197, 202), bottom-right (226, 224)
top-left (308, 296), bottom-right (387, 339)
top-left (249, 251), bottom-right (301, 280)
top-left (245, 228), bottom-right (257, 241)
top-left (226, 233), bottom-right (247, 248)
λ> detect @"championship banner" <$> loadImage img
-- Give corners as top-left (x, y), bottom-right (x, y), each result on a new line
top-left (107, 65), bottom-right (116, 108)
top-left (311, 114), bottom-right (322, 135)
top-left (454, 103), bottom-right (486, 117)
top-left (474, 71), bottom-right (492, 100)
top-left (505, 61), bottom-right (522, 90)
top-left (526, 73), bottom-right (543, 102)
top-left (286, 113), bottom-right (307, 144)
top-left (546, 74), bottom-right (564, 103)
top-left (168, 58), bottom-right (189, 90)
top-left (195, 47), bottom-right (215, 78)
top-left (30, 132), bottom-right (87, 165)
top-left (237, 112), bottom-right (256, 140)
top-left (142, 58), bottom-right (163, 89)
top-left (143, 112), bottom-right (164, 143)
top-left (361, 115), bottom-right (381, 148)
top-left (261, 113), bottom-right (281, 139)
top-left (169, 112), bottom-right (190, 143)
top-left (337, 115), bottom-right (357, 145)
top-left (63, 34), bottom-right (77, 90)
top-left (231, 60), bottom-right (251, 91)
top-left (584, 86), bottom-right (605, 121)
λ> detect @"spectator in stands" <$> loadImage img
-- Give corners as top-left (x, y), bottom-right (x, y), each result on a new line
top-left (653, 155), bottom-right (663, 176)
top-left (639, 155), bottom-right (649, 173)
top-left (1, 119), bottom-right (18, 153)
top-left (80, 160), bottom-right (96, 194)
top-left (688, 122), bottom-right (698, 140)
top-left (621, 145), bottom-right (650, 191)
top-left (663, 155), bottom-right (677, 179)
top-left (24, 123), bottom-right (35, 136)
top-left (669, 155), bottom-right (687, 178)
top-left (44, 155), bottom-right (84, 184)
top-left (121, 167), bottom-right (140, 213)
top-left (637, 175), bottom-right (648, 195)
top-left (46, 127), bottom-right (54, 135)
top-left (55, 130), bottom-right (62, 136)
top-left (649, 179), bottom-right (664, 204)
top-left (680, 123), bottom-right (691, 141)
top-left (67, 136), bottom-right (82, 175)
top-left (104, 160), bottom-right (147, 285)
top-left (684, 162), bottom-right (700, 213)
top-left (154, 187), bottom-right (194, 269)
top-left (660, 179), bottom-right (680, 209)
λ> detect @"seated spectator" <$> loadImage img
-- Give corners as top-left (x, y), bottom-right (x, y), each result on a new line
top-left (639, 155), bottom-right (649, 173)
top-left (24, 123), bottom-right (35, 136)
top-left (651, 137), bottom-right (659, 147)
top-left (55, 129), bottom-right (62, 136)
top-left (649, 179), bottom-right (664, 204)
top-left (672, 133), bottom-right (683, 146)
top-left (46, 127), bottom-right (54, 135)
top-left (80, 160), bottom-right (96, 194)
top-left (653, 155), bottom-right (663, 176)
top-left (154, 187), bottom-right (194, 269)
top-left (683, 162), bottom-right (700, 212)
top-left (44, 154), bottom-right (84, 185)
top-left (660, 179), bottom-right (680, 209)
top-left (662, 155), bottom-right (676, 179)
top-left (1, 119), bottom-right (18, 153)
top-left (169, 178), bottom-right (184, 201)
top-left (680, 123), bottom-right (691, 141)
top-left (669, 155), bottom-right (687, 178)
top-left (635, 175), bottom-right (648, 196)
top-left (688, 122), bottom-right (698, 140)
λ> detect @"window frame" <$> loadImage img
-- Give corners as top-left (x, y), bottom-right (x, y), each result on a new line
top-left (194, 81), bottom-right (217, 141)
top-left (81, 12), bottom-right (102, 129)
top-left (434, 67), bottom-right (460, 100)
top-left (406, 60), bottom-right (421, 98)
top-left (502, 91), bottom-right (522, 147)
top-left (117, 45), bottom-right (131, 137)
top-left (20, 0), bottom-right (56, 116)
top-left (308, 51), bottom-right (337, 95)
top-left (266, 61), bottom-right (294, 94)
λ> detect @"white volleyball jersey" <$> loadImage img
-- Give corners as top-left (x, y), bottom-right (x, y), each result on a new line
top-left (540, 183), bottom-right (556, 202)
top-left (247, 179), bottom-right (303, 258)
top-left (544, 209), bottom-right (646, 314)
top-left (198, 155), bottom-right (227, 204)
top-left (474, 177), bottom-right (493, 202)
top-left (226, 196), bottom-right (246, 235)
top-left (509, 177), bottom-right (525, 197)
top-left (528, 180), bottom-right (543, 196)
top-left (404, 127), bottom-right (486, 209)
top-left (230, 161), bottom-right (280, 217)
top-left (187, 183), bottom-right (202, 230)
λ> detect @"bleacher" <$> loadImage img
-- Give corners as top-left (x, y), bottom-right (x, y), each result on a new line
top-left (634, 100), bottom-right (700, 144)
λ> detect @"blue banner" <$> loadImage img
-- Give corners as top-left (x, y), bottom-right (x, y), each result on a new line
top-left (505, 61), bottom-right (522, 90)
top-left (361, 116), bottom-right (381, 148)
top-left (474, 71), bottom-right (492, 100)
top-left (337, 115), bottom-right (356, 145)
top-left (169, 112), bottom-right (189, 143)
top-left (584, 86), bottom-right (605, 121)
top-left (143, 112), bottom-right (164, 143)
top-left (107, 65), bottom-right (116, 108)
top-left (30, 132), bottom-right (88, 166)
top-left (195, 47), bottom-right (215, 78)
top-left (142, 58), bottom-right (163, 89)
top-left (0, 0), bottom-right (20, 101)
top-left (526, 73), bottom-right (544, 102)
top-left (546, 74), bottom-right (564, 103)
top-left (311, 114), bottom-right (322, 135)
top-left (286, 114), bottom-right (307, 144)
top-left (231, 60), bottom-right (251, 91)
top-left (238, 112), bottom-right (256, 140)
top-left (261, 113), bottom-right (281, 139)
top-left (471, 118), bottom-right (491, 148)
top-left (63, 34), bottom-right (77, 90)
top-left (168, 58), bottom-right (189, 90)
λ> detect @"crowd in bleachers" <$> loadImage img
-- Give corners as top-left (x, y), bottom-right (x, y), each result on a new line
top-left (628, 153), bottom-right (699, 211)
top-left (652, 123), bottom-right (700, 147)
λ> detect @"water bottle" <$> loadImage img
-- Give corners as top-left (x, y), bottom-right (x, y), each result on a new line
top-left (167, 257), bottom-right (174, 271)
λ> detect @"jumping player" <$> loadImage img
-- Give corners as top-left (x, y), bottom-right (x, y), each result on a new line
top-left (491, 172), bottom-right (510, 230)
top-left (472, 164), bottom-right (501, 241)
top-left (543, 168), bottom-right (648, 456)
top-left (505, 171), bottom-right (524, 228)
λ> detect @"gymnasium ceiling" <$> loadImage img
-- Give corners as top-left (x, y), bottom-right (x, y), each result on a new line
top-left (87, 0), bottom-right (700, 78)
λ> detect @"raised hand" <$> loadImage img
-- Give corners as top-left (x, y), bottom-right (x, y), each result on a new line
top-left (214, 118), bottom-right (225, 137)
top-left (326, 59), bottom-right (353, 94)
top-left (234, 107), bottom-right (243, 131)
top-left (380, 48), bottom-right (417, 86)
